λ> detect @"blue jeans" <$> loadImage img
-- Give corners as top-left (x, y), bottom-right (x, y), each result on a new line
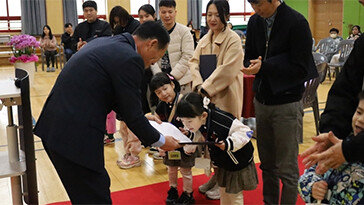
top-left (64, 48), bottom-right (75, 61)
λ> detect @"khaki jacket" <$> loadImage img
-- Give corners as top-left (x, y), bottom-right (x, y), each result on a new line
top-left (189, 28), bottom-right (244, 118)
top-left (151, 23), bottom-right (194, 85)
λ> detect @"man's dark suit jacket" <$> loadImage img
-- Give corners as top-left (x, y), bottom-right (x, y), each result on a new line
top-left (244, 2), bottom-right (318, 105)
top-left (34, 33), bottom-right (160, 172)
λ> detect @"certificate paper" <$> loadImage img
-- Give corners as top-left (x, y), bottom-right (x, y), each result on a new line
top-left (149, 121), bottom-right (192, 143)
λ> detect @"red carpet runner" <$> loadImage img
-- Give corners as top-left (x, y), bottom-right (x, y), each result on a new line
top-left (49, 157), bottom-right (306, 204)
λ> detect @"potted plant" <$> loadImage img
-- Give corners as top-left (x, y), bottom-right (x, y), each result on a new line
top-left (8, 34), bottom-right (40, 87)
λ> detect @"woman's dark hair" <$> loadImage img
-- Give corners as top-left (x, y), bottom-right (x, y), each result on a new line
top-left (133, 21), bottom-right (170, 49)
top-left (176, 92), bottom-right (215, 118)
top-left (41, 25), bottom-right (53, 39)
top-left (150, 72), bottom-right (180, 93)
top-left (109, 6), bottom-right (131, 29)
top-left (138, 4), bottom-right (156, 20)
top-left (352, 25), bottom-right (361, 33)
top-left (205, 0), bottom-right (229, 31)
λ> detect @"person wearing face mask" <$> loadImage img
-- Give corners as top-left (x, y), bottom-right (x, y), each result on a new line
top-left (242, 0), bottom-right (317, 204)
top-left (72, 1), bottom-right (112, 51)
top-left (329, 28), bottom-right (343, 50)
top-left (328, 28), bottom-right (345, 76)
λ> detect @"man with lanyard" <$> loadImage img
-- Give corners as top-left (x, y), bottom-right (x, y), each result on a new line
top-left (72, 0), bottom-right (112, 51)
top-left (242, 0), bottom-right (317, 204)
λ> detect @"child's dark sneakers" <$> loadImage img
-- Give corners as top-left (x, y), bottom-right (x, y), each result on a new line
top-left (177, 191), bottom-right (195, 205)
top-left (166, 186), bottom-right (178, 204)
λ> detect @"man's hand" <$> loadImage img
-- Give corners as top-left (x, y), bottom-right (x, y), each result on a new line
top-left (242, 56), bottom-right (262, 75)
top-left (77, 38), bottom-right (87, 50)
top-left (302, 132), bottom-right (335, 168)
top-left (302, 132), bottom-right (345, 174)
top-left (315, 137), bottom-right (345, 174)
top-left (160, 136), bottom-right (181, 151)
top-left (312, 181), bottom-right (328, 201)
top-left (145, 114), bottom-right (162, 124)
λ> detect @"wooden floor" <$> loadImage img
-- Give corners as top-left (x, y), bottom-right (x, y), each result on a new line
top-left (0, 65), bottom-right (334, 204)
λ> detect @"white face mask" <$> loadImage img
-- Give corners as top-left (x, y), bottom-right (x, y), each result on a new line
top-left (330, 33), bottom-right (338, 39)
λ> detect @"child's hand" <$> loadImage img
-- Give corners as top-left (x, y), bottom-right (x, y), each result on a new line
top-left (179, 127), bottom-right (189, 136)
top-left (312, 180), bottom-right (328, 201)
top-left (215, 141), bottom-right (225, 150)
top-left (184, 144), bottom-right (196, 155)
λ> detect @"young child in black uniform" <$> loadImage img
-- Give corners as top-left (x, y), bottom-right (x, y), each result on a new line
top-left (176, 92), bottom-right (258, 204)
top-left (150, 72), bottom-right (198, 205)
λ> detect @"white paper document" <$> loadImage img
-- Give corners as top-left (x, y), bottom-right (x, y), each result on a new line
top-left (149, 120), bottom-right (191, 143)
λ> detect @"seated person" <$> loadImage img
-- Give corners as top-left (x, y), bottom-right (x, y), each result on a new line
top-left (61, 23), bottom-right (75, 61)
top-left (298, 91), bottom-right (364, 205)
top-left (329, 28), bottom-right (343, 50)
top-left (348, 25), bottom-right (361, 40)
top-left (40, 25), bottom-right (57, 72)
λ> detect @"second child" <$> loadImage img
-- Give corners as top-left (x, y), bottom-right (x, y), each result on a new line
top-left (149, 72), bottom-right (198, 204)
top-left (176, 92), bottom-right (258, 204)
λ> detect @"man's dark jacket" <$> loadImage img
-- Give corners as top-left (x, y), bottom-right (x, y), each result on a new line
top-left (244, 2), bottom-right (318, 105)
top-left (34, 33), bottom-right (160, 172)
top-left (61, 32), bottom-right (74, 51)
top-left (72, 19), bottom-right (112, 50)
top-left (319, 35), bottom-right (364, 163)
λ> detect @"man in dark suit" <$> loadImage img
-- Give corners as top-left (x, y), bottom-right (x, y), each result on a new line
top-left (34, 21), bottom-right (180, 204)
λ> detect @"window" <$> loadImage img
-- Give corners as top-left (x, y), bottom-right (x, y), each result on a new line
top-left (0, 0), bottom-right (21, 32)
top-left (130, 0), bottom-right (155, 19)
top-left (201, 0), bottom-right (254, 27)
top-left (76, 0), bottom-right (107, 23)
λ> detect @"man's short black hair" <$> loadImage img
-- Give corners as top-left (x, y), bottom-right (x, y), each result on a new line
top-left (159, 0), bottom-right (176, 8)
top-left (133, 21), bottom-right (170, 50)
top-left (247, 0), bottom-right (272, 3)
top-left (64, 23), bottom-right (73, 28)
top-left (83, 0), bottom-right (97, 11)
top-left (330, 28), bottom-right (339, 34)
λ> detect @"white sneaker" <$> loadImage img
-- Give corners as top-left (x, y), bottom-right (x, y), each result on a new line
top-left (198, 175), bottom-right (216, 194)
top-left (205, 184), bottom-right (220, 200)
top-left (51, 67), bottom-right (55, 72)
top-left (46, 67), bottom-right (50, 72)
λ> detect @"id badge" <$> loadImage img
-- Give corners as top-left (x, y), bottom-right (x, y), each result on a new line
top-left (168, 151), bottom-right (181, 160)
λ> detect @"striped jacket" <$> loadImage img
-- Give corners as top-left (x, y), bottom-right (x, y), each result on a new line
top-left (200, 108), bottom-right (254, 171)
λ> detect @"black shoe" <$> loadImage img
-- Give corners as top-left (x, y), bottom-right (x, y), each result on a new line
top-left (177, 191), bottom-right (195, 205)
top-left (166, 187), bottom-right (178, 204)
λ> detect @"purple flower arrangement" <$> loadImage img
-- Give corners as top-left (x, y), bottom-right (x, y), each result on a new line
top-left (8, 34), bottom-right (40, 63)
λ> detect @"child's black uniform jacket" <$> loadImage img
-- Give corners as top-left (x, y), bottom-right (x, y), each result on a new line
top-left (200, 108), bottom-right (254, 171)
